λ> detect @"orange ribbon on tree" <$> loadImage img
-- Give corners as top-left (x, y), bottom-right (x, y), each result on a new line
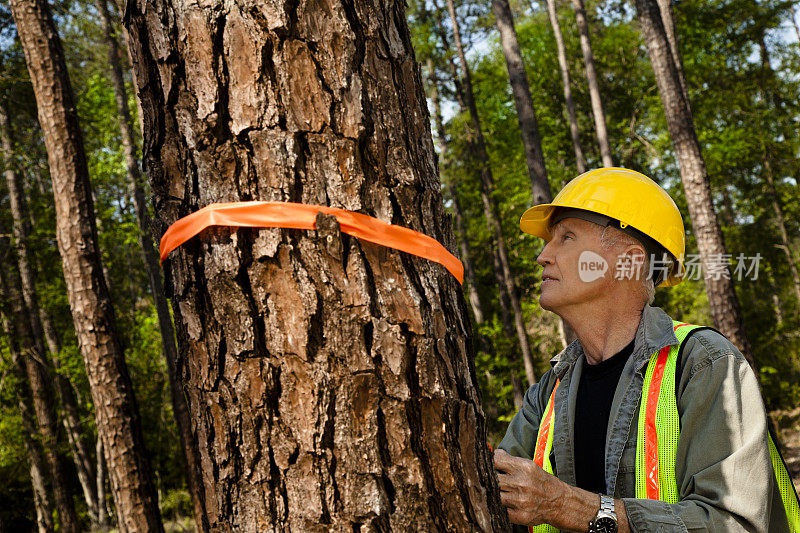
top-left (159, 201), bottom-right (464, 284)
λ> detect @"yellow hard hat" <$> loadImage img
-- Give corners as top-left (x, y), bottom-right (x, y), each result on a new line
top-left (520, 167), bottom-right (685, 287)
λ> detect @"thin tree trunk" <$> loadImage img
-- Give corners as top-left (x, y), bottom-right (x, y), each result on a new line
top-left (0, 270), bottom-right (54, 533)
top-left (544, 0), bottom-right (586, 173)
top-left (9, 0), bottom-right (164, 530)
top-left (446, 0), bottom-right (538, 385)
top-left (427, 61), bottom-right (485, 325)
top-left (755, 36), bottom-right (800, 310)
top-left (0, 228), bottom-right (78, 532)
top-left (766, 269), bottom-right (785, 326)
top-left (763, 155), bottom-right (800, 306)
top-left (491, 0), bottom-right (552, 205)
top-left (656, 0), bottom-right (689, 101)
top-left (790, 5), bottom-right (800, 45)
top-left (0, 89), bottom-right (100, 525)
top-left (430, 1), bottom-right (468, 114)
top-left (124, 0), bottom-right (510, 529)
top-left (9, 357), bottom-right (55, 533)
top-left (571, 0), bottom-right (614, 167)
top-left (96, 439), bottom-right (108, 529)
top-left (93, 0), bottom-right (208, 529)
top-left (635, 0), bottom-right (756, 368)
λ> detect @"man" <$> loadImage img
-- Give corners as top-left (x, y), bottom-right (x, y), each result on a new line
top-left (494, 168), bottom-right (795, 532)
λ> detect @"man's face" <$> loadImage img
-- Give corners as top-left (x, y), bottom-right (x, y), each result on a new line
top-left (536, 217), bottom-right (615, 313)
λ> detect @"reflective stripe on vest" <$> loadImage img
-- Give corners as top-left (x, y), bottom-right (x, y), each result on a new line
top-left (527, 321), bottom-right (800, 532)
top-left (529, 381), bottom-right (559, 533)
top-left (634, 320), bottom-right (693, 503)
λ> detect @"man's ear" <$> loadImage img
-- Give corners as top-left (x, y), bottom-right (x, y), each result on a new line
top-left (613, 244), bottom-right (647, 281)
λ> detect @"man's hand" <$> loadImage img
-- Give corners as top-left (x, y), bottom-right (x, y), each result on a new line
top-left (493, 448), bottom-right (565, 526)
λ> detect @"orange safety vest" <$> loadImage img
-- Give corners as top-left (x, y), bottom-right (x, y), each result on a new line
top-left (528, 322), bottom-right (799, 532)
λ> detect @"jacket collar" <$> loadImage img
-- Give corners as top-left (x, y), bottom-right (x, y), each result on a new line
top-left (549, 305), bottom-right (679, 378)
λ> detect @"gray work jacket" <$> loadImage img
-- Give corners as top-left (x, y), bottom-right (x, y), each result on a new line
top-left (499, 305), bottom-right (790, 532)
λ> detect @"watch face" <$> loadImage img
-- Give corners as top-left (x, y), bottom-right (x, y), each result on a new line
top-left (593, 516), bottom-right (618, 533)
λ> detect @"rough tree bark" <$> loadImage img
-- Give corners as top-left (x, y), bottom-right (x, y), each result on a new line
top-left (446, 0), bottom-right (538, 385)
top-left (123, 0), bottom-right (510, 530)
top-left (93, 0), bottom-right (208, 528)
top-left (8, 0), bottom-right (164, 530)
top-left (427, 60), bottom-right (485, 325)
top-left (491, 0), bottom-right (552, 205)
top-left (635, 0), bottom-right (756, 367)
top-left (571, 0), bottom-right (614, 167)
top-left (544, 0), bottom-right (586, 173)
top-left (0, 262), bottom-right (54, 533)
top-left (0, 90), bottom-right (99, 525)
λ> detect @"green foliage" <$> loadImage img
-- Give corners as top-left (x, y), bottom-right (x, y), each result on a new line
top-left (411, 0), bottom-right (800, 430)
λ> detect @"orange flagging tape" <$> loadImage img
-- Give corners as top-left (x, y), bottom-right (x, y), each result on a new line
top-left (159, 201), bottom-right (464, 284)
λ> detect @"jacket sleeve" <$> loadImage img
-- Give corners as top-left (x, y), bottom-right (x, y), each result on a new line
top-left (497, 370), bottom-right (556, 460)
top-left (622, 331), bottom-right (787, 533)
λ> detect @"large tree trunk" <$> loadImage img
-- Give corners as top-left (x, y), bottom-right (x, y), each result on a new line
top-left (0, 89), bottom-right (100, 525)
top-left (123, 0), bottom-right (510, 530)
top-left (491, 0), bottom-right (552, 205)
top-left (446, 0), bottom-right (538, 386)
top-left (427, 61), bottom-right (485, 325)
top-left (8, 0), bottom-right (164, 530)
top-left (635, 0), bottom-right (756, 368)
top-left (0, 267), bottom-right (54, 533)
top-left (571, 0), bottom-right (614, 167)
top-left (544, 0), bottom-right (586, 173)
top-left (93, 0), bottom-right (208, 529)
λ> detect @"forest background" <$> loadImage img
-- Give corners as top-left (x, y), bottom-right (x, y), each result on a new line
top-left (0, 0), bottom-right (799, 530)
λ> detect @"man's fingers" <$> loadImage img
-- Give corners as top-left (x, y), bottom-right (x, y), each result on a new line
top-left (496, 471), bottom-right (515, 491)
top-left (499, 489), bottom-right (516, 508)
top-left (493, 448), bottom-right (516, 471)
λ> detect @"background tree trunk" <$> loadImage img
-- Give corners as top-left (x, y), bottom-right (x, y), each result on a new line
top-left (491, 0), bottom-right (552, 205)
top-left (789, 4), bottom-right (800, 44)
top-left (427, 61), bottom-right (485, 325)
top-left (0, 92), bottom-right (100, 525)
top-left (572, 0), bottom-right (614, 167)
top-left (8, 0), bottom-right (164, 529)
top-left (656, 0), bottom-right (689, 101)
top-left (0, 224), bottom-right (79, 532)
top-left (755, 37), bottom-right (800, 311)
top-left (93, 0), bottom-right (208, 528)
top-left (544, 0), bottom-right (586, 173)
top-left (635, 0), bottom-right (756, 368)
top-left (123, 0), bottom-right (510, 530)
top-left (0, 262), bottom-right (55, 533)
top-left (446, 0), bottom-right (538, 385)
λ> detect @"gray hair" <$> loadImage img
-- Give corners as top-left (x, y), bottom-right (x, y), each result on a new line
top-left (598, 225), bottom-right (656, 305)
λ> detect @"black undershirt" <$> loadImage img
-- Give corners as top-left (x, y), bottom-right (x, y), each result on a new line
top-left (574, 338), bottom-right (635, 494)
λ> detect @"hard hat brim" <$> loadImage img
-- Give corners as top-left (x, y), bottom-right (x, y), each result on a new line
top-left (520, 204), bottom-right (558, 241)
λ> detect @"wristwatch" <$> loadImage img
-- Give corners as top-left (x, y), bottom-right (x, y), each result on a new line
top-left (588, 494), bottom-right (618, 533)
